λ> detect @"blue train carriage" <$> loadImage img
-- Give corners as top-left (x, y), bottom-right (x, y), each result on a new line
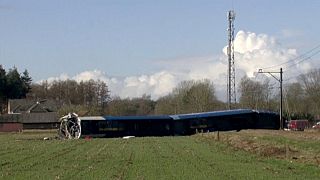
top-left (254, 110), bottom-right (280, 130)
top-left (171, 109), bottom-right (280, 135)
top-left (170, 109), bottom-right (256, 135)
top-left (76, 109), bottom-right (280, 138)
top-left (80, 115), bottom-right (175, 137)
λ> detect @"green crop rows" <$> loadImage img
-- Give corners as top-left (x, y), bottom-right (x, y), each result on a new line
top-left (0, 131), bottom-right (319, 179)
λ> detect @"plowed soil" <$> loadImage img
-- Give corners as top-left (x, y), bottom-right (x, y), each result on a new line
top-left (198, 129), bottom-right (320, 166)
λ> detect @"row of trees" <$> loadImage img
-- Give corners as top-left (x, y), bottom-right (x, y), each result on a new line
top-left (103, 80), bottom-right (223, 116)
top-left (28, 79), bottom-right (223, 116)
top-left (107, 95), bottom-right (155, 116)
top-left (30, 79), bottom-right (110, 115)
top-left (2, 63), bottom-right (320, 121)
top-left (286, 69), bottom-right (320, 119)
top-left (238, 77), bottom-right (277, 110)
top-left (105, 80), bottom-right (224, 116)
top-left (0, 66), bottom-right (32, 113)
top-left (155, 80), bottom-right (224, 114)
top-left (238, 68), bottom-right (320, 120)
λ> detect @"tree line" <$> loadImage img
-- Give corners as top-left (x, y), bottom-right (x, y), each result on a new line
top-left (238, 69), bottom-right (320, 121)
top-left (32, 79), bottom-right (223, 116)
top-left (1, 64), bottom-right (320, 122)
top-left (0, 65), bottom-right (32, 113)
top-left (107, 80), bottom-right (224, 116)
top-left (30, 79), bottom-right (110, 115)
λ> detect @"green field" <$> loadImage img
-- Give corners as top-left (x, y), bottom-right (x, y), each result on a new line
top-left (0, 131), bottom-right (319, 179)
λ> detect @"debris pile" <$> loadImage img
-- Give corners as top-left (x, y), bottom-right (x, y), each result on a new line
top-left (58, 113), bottom-right (81, 139)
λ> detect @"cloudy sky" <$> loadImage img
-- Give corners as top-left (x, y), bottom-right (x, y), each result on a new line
top-left (1, 0), bottom-right (320, 100)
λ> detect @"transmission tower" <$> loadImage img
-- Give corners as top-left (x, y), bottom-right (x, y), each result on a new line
top-left (227, 10), bottom-right (236, 109)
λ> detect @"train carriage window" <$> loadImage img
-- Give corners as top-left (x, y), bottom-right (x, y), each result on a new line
top-left (190, 118), bottom-right (208, 129)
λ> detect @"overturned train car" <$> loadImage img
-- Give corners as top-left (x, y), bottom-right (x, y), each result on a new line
top-left (59, 109), bottom-right (279, 139)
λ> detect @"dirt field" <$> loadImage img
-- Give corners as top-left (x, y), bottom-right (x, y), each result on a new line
top-left (199, 129), bottom-right (320, 166)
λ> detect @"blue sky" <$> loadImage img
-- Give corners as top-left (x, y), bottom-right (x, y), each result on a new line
top-left (1, 0), bottom-right (320, 99)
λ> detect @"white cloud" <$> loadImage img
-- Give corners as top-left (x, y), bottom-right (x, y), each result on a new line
top-left (224, 30), bottom-right (276, 54)
top-left (120, 71), bottom-right (177, 98)
top-left (73, 70), bottom-right (108, 82)
top-left (42, 30), bottom-right (312, 101)
top-left (223, 31), bottom-right (301, 78)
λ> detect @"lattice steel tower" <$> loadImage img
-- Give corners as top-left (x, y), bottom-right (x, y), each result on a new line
top-left (227, 10), bottom-right (236, 109)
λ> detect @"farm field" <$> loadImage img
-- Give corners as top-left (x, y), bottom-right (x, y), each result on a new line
top-left (0, 130), bottom-right (319, 179)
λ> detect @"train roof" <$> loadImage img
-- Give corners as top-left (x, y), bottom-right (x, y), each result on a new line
top-left (79, 115), bottom-right (171, 121)
top-left (79, 109), bottom-right (262, 121)
top-left (105, 115), bottom-right (172, 121)
top-left (170, 109), bottom-right (256, 120)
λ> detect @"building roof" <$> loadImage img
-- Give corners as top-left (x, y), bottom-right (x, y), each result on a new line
top-left (8, 99), bottom-right (58, 114)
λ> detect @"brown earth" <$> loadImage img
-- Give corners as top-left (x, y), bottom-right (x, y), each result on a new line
top-left (196, 129), bottom-right (320, 166)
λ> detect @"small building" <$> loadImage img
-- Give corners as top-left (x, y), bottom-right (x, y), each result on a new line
top-left (0, 99), bottom-right (59, 132)
top-left (20, 112), bottom-right (59, 129)
top-left (0, 114), bottom-right (22, 132)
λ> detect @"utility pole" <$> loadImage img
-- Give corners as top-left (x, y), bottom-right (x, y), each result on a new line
top-left (227, 10), bottom-right (236, 109)
top-left (258, 68), bottom-right (283, 129)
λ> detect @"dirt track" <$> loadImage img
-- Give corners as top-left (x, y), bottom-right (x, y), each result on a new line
top-left (239, 129), bottom-right (320, 141)
top-left (198, 129), bottom-right (320, 166)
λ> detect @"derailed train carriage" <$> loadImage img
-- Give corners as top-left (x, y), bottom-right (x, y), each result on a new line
top-left (59, 109), bottom-right (279, 139)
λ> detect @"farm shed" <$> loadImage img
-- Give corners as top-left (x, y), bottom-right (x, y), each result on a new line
top-left (0, 112), bottom-right (59, 131)
top-left (21, 112), bottom-right (59, 129)
top-left (0, 114), bottom-right (22, 132)
top-left (0, 99), bottom-right (59, 131)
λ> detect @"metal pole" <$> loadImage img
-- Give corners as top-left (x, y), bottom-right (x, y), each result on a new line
top-left (280, 68), bottom-right (283, 129)
top-left (257, 68), bottom-right (283, 130)
top-left (227, 11), bottom-right (232, 110)
top-left (227, 10), bottom-right (236, 110)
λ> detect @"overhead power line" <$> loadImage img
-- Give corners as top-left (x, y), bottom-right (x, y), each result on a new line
top-left (281, 49), bottom-right (320, 81)
top-left (262, 44), bottom-right (320, 70)
top-left (285, 48), bottom-right (320, 69)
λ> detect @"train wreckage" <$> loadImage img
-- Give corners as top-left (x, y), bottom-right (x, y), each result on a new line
top-left (58, 109), bottom-right (280, 139)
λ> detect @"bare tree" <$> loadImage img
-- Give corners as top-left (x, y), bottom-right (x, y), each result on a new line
top-left (284, 82), bottom-right (307, 114)
top-left (155, 79), bottom-right (220, 114)
top-left (238, 76), bottom-right (276, 110)
top-left (154, 94), bottom-right (176, 115)
top-left (298, 69), bottom-right (320, 114)
top-left (106, 95), bottom-right (155, 116)
top-left (30, 79), bottom-right (111, 115)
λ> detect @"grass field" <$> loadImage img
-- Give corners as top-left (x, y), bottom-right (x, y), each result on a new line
top-left (0, 130), bottom-right (319, 179)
